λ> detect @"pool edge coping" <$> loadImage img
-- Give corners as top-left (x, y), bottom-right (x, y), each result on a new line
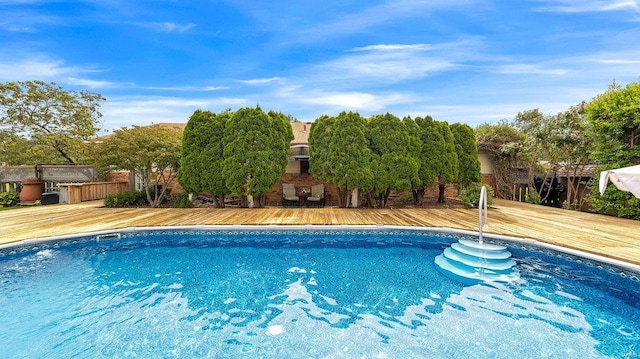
top-left (2, 224), bottom-right (639, 274)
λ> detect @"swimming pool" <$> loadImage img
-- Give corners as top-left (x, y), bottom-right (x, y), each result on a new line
top-left (0, 226), bottom-right (638, 358)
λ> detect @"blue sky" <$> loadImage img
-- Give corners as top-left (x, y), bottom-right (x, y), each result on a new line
top-left (1, 0), bottom-right (639, 133)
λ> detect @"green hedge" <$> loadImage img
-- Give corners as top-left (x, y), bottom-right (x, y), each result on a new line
top-left (104, 189), bottom-right (153, 208)
top-left (0, 192), bottom-right (20, 207)
top-left (458, 183), bottom-right (494, 208)
top-left (172, 193), bottom-right (193, 208)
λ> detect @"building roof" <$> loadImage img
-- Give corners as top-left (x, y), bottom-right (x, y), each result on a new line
top-left (290, 122), bottom-right (311, 145)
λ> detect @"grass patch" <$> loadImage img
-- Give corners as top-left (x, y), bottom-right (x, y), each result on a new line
top-left (0, 205), bottom-right (22, 211)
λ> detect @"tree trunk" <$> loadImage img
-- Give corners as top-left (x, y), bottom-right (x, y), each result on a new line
top-left (381, 188), bottom-right (391, 208)
top-left (337, 187), bottom-right (350, 208)
top-left (350, 188), bottom-right (359, 207)
top-left (258, 194), bottom-right (266, 208)
top-left (412, 188), bottom-right (425, 206)
top-left (216, 194), bottom-right (226, 208)
top-left (377, 190), bottom-right (385, 208)
top-left (437, 183), bottom-right (446, 203)
top-left (538, 168), bottom-right (554, 203)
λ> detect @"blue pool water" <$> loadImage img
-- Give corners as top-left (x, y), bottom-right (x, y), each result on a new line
top-left (0, 228), bottom-right (639, 358)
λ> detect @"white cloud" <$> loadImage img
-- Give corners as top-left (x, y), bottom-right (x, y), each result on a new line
top-left (136, 85), bottom-right (230, 91)
top-left (0, 55), bottom-right (122, 90)
top-left (298, 0), bottom-right (478, 41)
top-left (534, 0), bottom-right (640, 13)
top-left (66, 77), bottom-right (118, 88)
top-left (0, 57), bottom-right (82, 81)
top-left (135, 21), bottom-right (196, 33)
top-left (299, 91), bottom-right (415, 111)
top-left (304, 40), bottom-right (482, 86)
top-left (593, 58), bottom-right (640, 64)
top-left (237, 77), bottom-right (281, 85)
top-left (349, 44), bottom-right (433, 52)
top-left (321, 52), bottom-right (454, 82)
top-left (0, 9), bottom-right (66, 32)
top-left (492, 63), bottom-right (569, 76)
top-left (100, 96), bottom-right (248, 129)
top-left (156, 22), bottom-right (196, 32)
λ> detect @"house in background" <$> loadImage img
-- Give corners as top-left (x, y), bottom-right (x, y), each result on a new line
top-left (269, 122), bottom-right (338, 206)
top-left (477, 148), bottom-right (495, 190)
top-left (113, 122), bottom-right (339, 206)
top-left (107, 121), bottom-right (477, 206)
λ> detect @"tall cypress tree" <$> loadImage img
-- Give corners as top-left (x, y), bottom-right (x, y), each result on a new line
top-left (178, 109), bottom-right (229, 207)
top-left (450, 123), bottom-right (481, 189)
top-left (222, 106), bottom-right (292, 207)
top-left (366, 113), bottom-right (419, 208)
top-left (308, 112), bottom-right (373, 207)
top-left (435, 121), bottom-right (459, 203)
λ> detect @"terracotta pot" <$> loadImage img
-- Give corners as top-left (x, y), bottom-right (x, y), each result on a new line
top-left (20, 178), bottom-right (44, 204)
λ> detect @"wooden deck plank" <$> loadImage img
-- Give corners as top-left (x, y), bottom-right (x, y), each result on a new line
top-left (1, 199), bottom-right (639, 266)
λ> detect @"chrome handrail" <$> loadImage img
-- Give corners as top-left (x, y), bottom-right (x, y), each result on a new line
top-left (478, 186), bottom-right (488, 244)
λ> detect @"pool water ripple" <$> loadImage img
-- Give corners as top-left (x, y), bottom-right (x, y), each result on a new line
top-left (0, 229), bottom-right (638, 358)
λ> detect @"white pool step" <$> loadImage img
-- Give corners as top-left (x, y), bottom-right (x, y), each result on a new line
top-left (435, 238), bottom-right (520, 284)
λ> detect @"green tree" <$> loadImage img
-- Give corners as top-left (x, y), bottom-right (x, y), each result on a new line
top-left (547, 103), bottom-right (592, 210)
top-left (412, 116), bottom-right (441, 205)
top-left (435, 121), bottom-right (459, 203)
top-left (308, 112), bottom-right (373, 207)
top-left (308, 115), bottom-right (335, 182)
top-left (222, 106), bottom-right (292, 208)
top-left (450, 123), bottom-right (481, 189)
top-left (0, 80), bottom-right (104, 164)
top-left (585, 81), bottom-right (640, 218)
top-left (92, 125), bottom-right (182, 207)
top-left (586, 81), bottom-right (640, 165)
top-left (411, 116), bottom-right (458, 204)
top-left (475, 121), bottom-right (526, 198)
top-left (178, 110), bottom-right (230, 207)
top-left (0, 130), bottom-right (61, 165)
top-left (366, 113), bottom-right (419, 208)
top-left (513, 109), bottom-right (555, 201)
top-left (402, 116), bottom-right (425, 204)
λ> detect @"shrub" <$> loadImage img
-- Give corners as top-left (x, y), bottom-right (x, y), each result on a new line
top-left (459, 183), bottom-right (494, 208)
top-left (588, 187), bottom-right (640, 220)
top-left (104, 189), bottom-right (153, 208)
top-left (173, 193), bottom-right (193, 208)
top-left (525, 190), bottom-right (541, 205)
top-left (0, 192), bottom-right (20, 207)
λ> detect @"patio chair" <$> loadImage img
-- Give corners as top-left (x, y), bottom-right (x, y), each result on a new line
top-left (306, 184), bottom-right (325, 207)
top-left (282, 183), bottom-right (300, 207)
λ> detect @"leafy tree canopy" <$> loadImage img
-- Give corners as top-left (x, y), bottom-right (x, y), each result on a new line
top-left (91, 125), bottom-right (181, 207)
top-left (309, 112), bottom-right (373, 207)
top-left (411, 116), bottom-right (458, 204)
top-left (450, 123), bottom-right (481, 188)
top-left (0, 130), bottom-right (61, 165)
top-left (586, 81), bottom-right (640, 166)
top-left (475, 121), bottom-right (525, 198)
top-left (366, 113), bottom-right (419, 207)
top-left (0, 80), bottom-right (104, 164)
top-left (330, 112), bottom-right (374, 207)
top-left (308, 115), bottom-right (335, 182)
top-left (585, 81), bottom-right (640, 218)
top-left (222, 106), bottom-right (293, 207)
top-left (178, 109), bottom-right (232, 207)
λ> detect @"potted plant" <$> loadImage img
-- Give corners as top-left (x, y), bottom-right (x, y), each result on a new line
top-left (19, 177), bottom-right (44, 204)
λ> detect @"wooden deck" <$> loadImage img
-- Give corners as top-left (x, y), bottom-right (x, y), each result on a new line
top-left (1, 199), bottom-right (639, 267)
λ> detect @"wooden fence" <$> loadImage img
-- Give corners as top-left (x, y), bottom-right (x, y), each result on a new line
top-left (58, 181), bottom-right (128, 204)
top-left (0, 165), bottom-right (97, 193)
